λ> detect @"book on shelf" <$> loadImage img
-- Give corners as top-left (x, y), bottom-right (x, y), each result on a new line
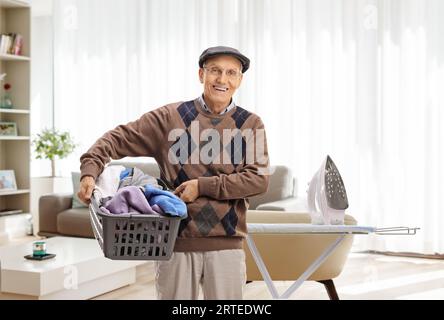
top-left (0, 33), bottom-right (23, 56)
top-left (0, 209), bottom-right (23, 217)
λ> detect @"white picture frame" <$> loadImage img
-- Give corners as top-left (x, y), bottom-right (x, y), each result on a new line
top-left (0, 170), bottom-right (17, 192)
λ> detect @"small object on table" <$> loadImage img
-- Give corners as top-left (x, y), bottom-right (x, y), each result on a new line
top-left (33, 241), bottom-right (47, 256)
top-left (24, 241), bottom-right (56, 260)
top-left (24, 253), bottom-right (56, 261)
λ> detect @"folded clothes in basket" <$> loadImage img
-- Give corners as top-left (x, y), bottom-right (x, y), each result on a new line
top-left (100, 185), bottom-right (188, 218)
top-left (96, 166), bottom-right (163, 198)
top-left (100, 186), bottom-right (163, 215)
top-left (119, 167), bottom-right (162, 190)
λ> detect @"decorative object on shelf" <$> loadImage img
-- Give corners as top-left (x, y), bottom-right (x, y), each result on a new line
top-left (0, 33), bottom-right (23, 56)
top-left (33, 128), bottom-right (77, 177)
top-left (0, 121), bottom-right (17, 135)
top-left (0, 82), bottom-right (13, 109)
top-left (0, 170), bottom-right (17, 192)
top-left (12, 33), bottom-right (23, 56)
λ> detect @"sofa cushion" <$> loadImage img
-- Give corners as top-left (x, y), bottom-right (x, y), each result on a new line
top-left (71, 172), bottom-right (88, 208)
top-left (57, 208), bottom-right (94, 238)
top-left (255, 196), bottom-right (308, 212)
top-left (248, 165), bottom-right (295, 210)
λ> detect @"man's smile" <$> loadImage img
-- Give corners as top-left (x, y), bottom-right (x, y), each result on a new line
top-left (212, 85), bottom-right (229, 92)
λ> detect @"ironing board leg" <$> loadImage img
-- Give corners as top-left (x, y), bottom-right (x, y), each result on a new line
top-left (247, 234), bottom-right (346, 299)
top-left (246, 235), bottom-right (280, 299)
top-left (280, 234), bottom-right (346, 299)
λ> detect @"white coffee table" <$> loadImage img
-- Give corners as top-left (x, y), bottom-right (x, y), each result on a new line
top-left (0, 237), bottom-right (146, 299)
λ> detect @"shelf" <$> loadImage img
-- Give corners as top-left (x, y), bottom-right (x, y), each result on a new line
top-left (0, 108), bottom-right (29, 114)
top-left (0, 211), bottom-right (28, 217)
top-left (0, 189), bottom-right (29, 196)
top-left (0, 54), bottom-right (30, 61)
top-left (0, 0), bottom-right (29, 8)
top-left (0, 136), bottom-right (29, 140)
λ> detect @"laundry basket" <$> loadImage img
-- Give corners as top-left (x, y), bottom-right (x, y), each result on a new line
top-left (89, 190), bottom-right (183, 260)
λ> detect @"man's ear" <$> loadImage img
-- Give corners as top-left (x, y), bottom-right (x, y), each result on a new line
top-left (198, 68), bottom-right (204, 83)
top-left (235, 73), bottom-right (243, 89)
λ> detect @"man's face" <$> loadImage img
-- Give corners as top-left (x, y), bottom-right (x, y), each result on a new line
top-left (199, 55), bottom-right (243, 110)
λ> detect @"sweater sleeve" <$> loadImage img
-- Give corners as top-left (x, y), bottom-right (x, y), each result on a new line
top-left (197, 117), bottom-right (270, 200)
top-left (80, 105), bottom-right (171, 180)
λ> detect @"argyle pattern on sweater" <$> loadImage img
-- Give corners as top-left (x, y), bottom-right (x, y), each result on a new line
top-left (171, 101), bottom-right (254, 240)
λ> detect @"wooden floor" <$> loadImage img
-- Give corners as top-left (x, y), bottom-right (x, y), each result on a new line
top-left (94, 252), bottom-right (444, 300)
top-left (3, 236), bottom-right (443, 299)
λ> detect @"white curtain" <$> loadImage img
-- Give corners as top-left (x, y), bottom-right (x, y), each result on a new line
top-left (53, 0), bottom-right (444, 254)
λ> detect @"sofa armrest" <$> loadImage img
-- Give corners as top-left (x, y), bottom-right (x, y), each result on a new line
top-left (39, 193), bottom-right (73, 235)
top-left (255, 196), bottom-right (308, 212)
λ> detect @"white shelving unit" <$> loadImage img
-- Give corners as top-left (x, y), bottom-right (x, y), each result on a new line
top-left (0, 0), bottom-right (31, 242)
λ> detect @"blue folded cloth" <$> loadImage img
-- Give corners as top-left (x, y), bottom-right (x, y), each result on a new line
top-left (143, 184), bottom-right (187, 218)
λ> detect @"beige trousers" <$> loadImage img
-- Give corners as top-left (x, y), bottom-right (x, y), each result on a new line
top-left (155, 249), bottom-right (246, 300)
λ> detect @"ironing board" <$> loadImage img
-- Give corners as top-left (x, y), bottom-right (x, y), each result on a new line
top-left (245, 223), bottom-right (418, 299)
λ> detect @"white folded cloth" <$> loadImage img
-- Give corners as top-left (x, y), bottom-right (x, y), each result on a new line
top-left (95, 165), bottom-right (125, 198)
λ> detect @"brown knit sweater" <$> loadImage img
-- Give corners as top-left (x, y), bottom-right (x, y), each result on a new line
top-left (80, 98), bottom-right (269, 252)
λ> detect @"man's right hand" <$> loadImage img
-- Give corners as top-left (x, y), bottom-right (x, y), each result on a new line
top-left (77, 176), bottom-right (95, 204)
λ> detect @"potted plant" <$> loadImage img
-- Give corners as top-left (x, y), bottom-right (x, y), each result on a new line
top-left (30, 129), bottom-right (76, 236)
top-left (32, 128), bottom-right (77, 177)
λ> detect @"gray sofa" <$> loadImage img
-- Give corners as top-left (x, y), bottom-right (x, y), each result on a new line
top-left (38, 161), bottom-right (307, 238)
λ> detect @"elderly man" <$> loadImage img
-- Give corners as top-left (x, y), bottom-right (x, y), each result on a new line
top-left (78, 46), bottom-right (269, 300)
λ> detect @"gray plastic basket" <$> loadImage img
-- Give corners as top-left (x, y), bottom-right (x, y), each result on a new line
top-left (89, 190), bottom-right (182, 260)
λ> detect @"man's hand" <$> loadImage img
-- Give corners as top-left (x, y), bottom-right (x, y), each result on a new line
top-left (77, 176), bottom-right (95, 204)
top-left (174, 179), bottom-right (199, 203)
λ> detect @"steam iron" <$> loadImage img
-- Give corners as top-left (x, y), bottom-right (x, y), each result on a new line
top-left (307, 155), bottom-right (349, 225)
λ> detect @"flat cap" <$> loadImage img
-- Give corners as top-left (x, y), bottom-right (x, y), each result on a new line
top-left (199, 46), bottom-right (250, 73)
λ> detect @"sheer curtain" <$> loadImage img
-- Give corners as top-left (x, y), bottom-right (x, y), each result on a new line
top-left (53, 0), bottom-right (444, 254)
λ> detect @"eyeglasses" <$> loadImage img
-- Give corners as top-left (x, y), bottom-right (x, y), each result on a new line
top-left (203, 66), bottom-right (242, 80)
